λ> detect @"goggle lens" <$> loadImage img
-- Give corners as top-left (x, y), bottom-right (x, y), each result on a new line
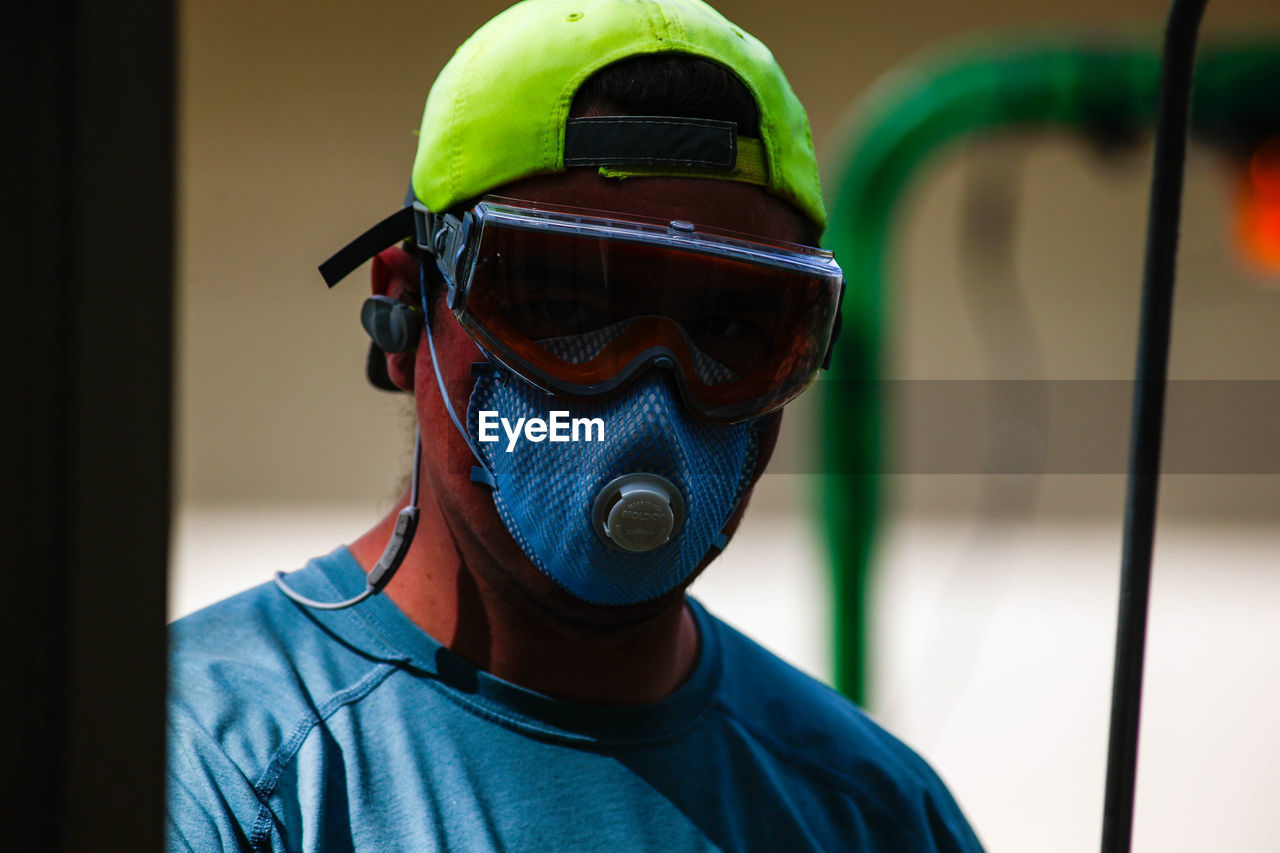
top-left (442, 199), bottom-right (842, 421)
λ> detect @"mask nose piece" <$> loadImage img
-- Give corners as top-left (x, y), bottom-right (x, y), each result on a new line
top-left (592, 473), bottom-right (686, 553)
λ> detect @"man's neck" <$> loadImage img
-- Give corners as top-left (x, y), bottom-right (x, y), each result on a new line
top-left (348, 486), bottom-right (699, 706)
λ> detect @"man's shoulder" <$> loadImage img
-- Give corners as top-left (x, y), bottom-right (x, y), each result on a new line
top-left (167, 549), bottom-right (394, 776)
top-left (710, 615), bottom-right (927, 779)
top-left (703, 608), bottom-right (982, 849)
top-left (170, 547), bottom-right (388, 676)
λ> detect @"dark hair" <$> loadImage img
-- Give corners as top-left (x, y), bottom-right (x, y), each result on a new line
top-left (572, 53), bottom-right (760, 134)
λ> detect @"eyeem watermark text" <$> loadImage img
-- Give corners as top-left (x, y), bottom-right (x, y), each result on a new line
top-left (477, 411), bottom-right (605, 452)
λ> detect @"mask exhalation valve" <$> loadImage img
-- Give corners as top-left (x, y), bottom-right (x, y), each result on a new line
top-left (592, 473), bottom-right (687, 553)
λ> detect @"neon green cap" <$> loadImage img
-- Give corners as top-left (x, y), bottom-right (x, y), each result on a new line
top-left (411, 0), bottom-right (826, 229)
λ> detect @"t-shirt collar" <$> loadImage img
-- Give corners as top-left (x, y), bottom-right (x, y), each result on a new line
top-left (279, 546), bottom-right (724, 744)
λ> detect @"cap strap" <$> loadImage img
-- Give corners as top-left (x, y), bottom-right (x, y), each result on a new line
top-left (598, 136), bottom-right (767, 186)
top-left (564, 116), bottom-right (737, 168)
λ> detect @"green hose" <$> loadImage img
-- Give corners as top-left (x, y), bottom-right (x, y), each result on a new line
top-left (819, 37), bottom-right (1280, 704)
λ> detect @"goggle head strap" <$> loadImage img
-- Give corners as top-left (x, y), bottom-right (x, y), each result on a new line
top-left (412, 202), bottom-right (470, 311)
top-left (318, 206), bottom-right (416, 288)
top-left (314, 207), bottom-right (416, 392)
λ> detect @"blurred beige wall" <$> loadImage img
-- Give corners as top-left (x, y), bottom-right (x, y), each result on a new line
top-left (178, 0), bottom-right (1280, 520)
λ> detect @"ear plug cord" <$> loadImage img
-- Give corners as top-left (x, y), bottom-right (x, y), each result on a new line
top-left (274, 432), bottom-right (421, 610)
top-left (277, 260), bottom-right (496, 611)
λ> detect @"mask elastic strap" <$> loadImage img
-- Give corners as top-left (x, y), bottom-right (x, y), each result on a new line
top-left (419, 269), bottom-right (497, 489)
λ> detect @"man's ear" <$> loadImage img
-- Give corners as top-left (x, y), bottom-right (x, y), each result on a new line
top-left (370, 245), bottom-right (423, 391)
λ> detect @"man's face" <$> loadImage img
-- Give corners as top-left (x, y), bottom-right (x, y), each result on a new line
top-left (411, 169), bottom-right (816, 627)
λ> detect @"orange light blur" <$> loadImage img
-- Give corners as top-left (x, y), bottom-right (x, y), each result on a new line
top-left (1236, 138), bottom-right (1280, 274)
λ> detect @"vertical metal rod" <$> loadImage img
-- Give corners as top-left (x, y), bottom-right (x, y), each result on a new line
top-left (1101, 1), bottom-right (1208, 851)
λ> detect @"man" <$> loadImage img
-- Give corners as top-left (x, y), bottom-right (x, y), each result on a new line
top-left (167, 0), bottom-right (984, 850)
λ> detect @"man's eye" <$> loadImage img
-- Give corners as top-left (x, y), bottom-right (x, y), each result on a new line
top-left (689, 314), bottom-right (751, 339)
top-left (518, 297), bottom-right (612, 333)
top-left (537, 299), bottom-right (586, 323)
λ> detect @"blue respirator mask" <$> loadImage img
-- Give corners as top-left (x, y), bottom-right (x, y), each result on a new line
top-left (465, 358), bottom-right (761, 606)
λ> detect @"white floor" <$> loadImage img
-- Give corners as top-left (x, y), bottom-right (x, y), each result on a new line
top-left (170, 509), bottom-right (1280, 852)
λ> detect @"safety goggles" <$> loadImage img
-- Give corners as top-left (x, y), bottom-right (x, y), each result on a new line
top-left (414, 197), bottom-right (843, 422)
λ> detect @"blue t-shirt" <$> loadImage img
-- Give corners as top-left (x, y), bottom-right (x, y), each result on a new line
top-left (167, 547), bottom-right (983, 852)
